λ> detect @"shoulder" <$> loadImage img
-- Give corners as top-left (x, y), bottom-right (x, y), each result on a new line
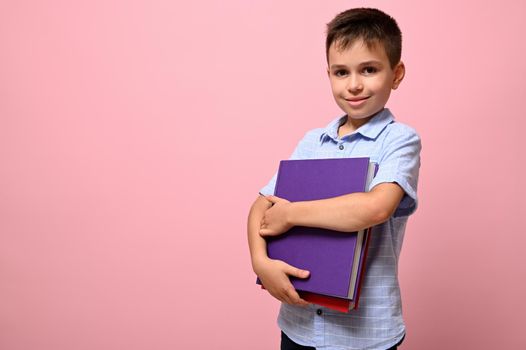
top-left (290, 128), bottom-right (324, 158)
top-left (384, 120), bottom-right (420, 139)
top-left (288, 117), bottom-right (339, 159)
top-left (381, 120), bottom-right (422, 151)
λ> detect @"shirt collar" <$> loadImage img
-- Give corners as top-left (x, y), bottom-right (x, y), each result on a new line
top-left (320, 108), bottom-right (394, 143)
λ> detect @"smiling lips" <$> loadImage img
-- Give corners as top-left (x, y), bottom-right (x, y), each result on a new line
top-left (345, 96), bottom-right (370, 107)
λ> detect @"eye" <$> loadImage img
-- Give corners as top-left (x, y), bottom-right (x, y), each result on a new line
top-left (362, 66), bottom-right (378, 75)
top-left (333, 69), bottom-right (348, 77)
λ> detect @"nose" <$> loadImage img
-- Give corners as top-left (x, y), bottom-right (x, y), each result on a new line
top-left (346, 74), bottom-right (363, 93)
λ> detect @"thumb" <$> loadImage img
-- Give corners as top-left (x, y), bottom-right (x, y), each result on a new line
top-left (265, 195), bottom-right (278, 204)
top-left (265, 195), bottom-right (283, 204)
top-left (283, 263), bottom-right (310, 279)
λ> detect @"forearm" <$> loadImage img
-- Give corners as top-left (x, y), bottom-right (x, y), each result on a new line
top-left (287, 193), bottom-right (376, 232)
top-left (287, 183), bottom-right (403, 232)
top-left (247, 195), bottom-right (272, 270)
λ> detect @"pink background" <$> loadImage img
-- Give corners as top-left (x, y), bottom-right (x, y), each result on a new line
top-left (1, 1), bottom-right (525, 349)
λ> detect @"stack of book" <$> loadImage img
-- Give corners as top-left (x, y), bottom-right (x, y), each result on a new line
top-left (260, 157), bottom-right (376, 312)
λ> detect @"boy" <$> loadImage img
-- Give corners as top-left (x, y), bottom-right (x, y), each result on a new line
top-left (248, 8), bottom-right (421, 350)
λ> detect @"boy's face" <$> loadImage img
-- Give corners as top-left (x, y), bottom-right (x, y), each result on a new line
top-left (327, 39), bottom-right (404, 127)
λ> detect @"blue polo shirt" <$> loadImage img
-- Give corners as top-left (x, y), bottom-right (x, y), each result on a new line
top-left (259, 108), bottom-right (421, 350)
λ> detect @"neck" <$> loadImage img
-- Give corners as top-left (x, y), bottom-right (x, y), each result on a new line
top-left (338, 116), bottom-right (370, 138)
top-left (338, 109), bottom-right (384, 138)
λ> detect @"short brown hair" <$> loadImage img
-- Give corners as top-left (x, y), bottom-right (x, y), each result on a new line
top-left (326, 8), bottom-right (402, 68)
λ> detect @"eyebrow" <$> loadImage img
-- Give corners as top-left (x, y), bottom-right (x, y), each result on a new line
top-left (329, 60), bottom-right (383, 70)
top-left (359, 60), bottom-right (383, 66)
top-left (329, 64), bottom-right (348, 70)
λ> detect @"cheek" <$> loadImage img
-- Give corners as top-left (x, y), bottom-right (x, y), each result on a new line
top-left (370, 82), bottom-right (393, 99)
top-left (330, 80), bottom-right (346, 95)
top-left (367, 78), bottom-right (387, 91)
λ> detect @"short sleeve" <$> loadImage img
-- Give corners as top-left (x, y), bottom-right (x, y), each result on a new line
top-left (259, 172), bottom-right (277, 197)
top-left (259, 132), bottom-right (311, 196)
top-left (369, 126), bottom-right (422, 217)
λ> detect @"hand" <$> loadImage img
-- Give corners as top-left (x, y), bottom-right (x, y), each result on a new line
top-left (254, 257), bottom-right (310, 306)
top-left (259, 195), bottom-right (293, 237)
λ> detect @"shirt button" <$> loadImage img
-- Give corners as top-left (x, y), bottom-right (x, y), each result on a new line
top-left (338, 144), bottom-right (344, 150)
top-left (316, 309), bottom-right (323, 315)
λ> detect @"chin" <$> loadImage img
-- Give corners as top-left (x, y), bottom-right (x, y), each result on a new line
top-left (348, 114), bottom-right (374, 121)
top-left (349, 108), bottom-right (383, 120)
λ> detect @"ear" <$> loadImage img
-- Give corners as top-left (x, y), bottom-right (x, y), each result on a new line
top-left (392, 61), bottom-right (405, 90)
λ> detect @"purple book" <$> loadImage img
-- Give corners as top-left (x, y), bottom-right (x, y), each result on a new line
top-left (265, 157), bottom-right (374, 299)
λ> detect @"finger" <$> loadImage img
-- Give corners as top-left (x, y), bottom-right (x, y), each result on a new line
top-left (265, 195), bottom-right (280, 204)
top-left (296, 297), bottom-right (310, 307)
top-left (270, 291), bottom-right (287, 304)
top-left (280, 293), bottom-right (293, 305)
top-left (287, 289), bottom-right (310, 307)
top-left (282, 285), bottom-right (310, 307)
top-left (280, 286), bottom-right (296, 305)
top-left (259, 228), bottom-right (275, 237)
top-left (283, 263), bottom-right (310, 279)
top-left (267, 285), bottom-right (288, 304)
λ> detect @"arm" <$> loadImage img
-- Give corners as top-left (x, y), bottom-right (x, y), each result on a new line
top-left (260, 182), bottom-right (404, 236)
top-left (260, 126), bottom-right (421, 236)
top-left (247, 195), bottom-right (273, 268)
top-left (247, 195), bottom-right (310, 306)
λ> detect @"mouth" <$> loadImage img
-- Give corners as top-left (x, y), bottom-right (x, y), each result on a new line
top-left (345, 96), bottom-right (370, 107)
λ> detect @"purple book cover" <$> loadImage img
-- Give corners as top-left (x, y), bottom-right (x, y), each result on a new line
top-left (266, 157), bottom-right (371, 298)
